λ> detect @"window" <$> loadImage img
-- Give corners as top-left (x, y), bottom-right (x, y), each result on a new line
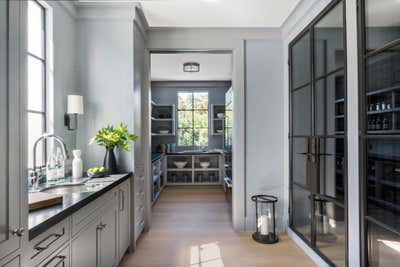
top-left (177, 92), bottom-right (208, 147)
top-left (27, 0), bottom-right (46, 169)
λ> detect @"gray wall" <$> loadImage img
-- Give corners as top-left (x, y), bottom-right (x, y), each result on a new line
top-left (75, 9), bottom-right (135, 172)
top-left (44, 1), bottom-right (77, 174)
top-left (151, 81), bottom-right (230, 151)
top-left (244, 40), bottom-right (285, 231)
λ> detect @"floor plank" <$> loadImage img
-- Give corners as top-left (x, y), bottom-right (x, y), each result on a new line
top-left (121, 188), bottom-right (316, 267)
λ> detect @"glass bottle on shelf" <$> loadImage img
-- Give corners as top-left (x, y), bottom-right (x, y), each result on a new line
top-left (371, 117), bottom-right (376, 130)
top-left (376, 117), bottom-right (382, 130)
top-left (383, 117), bottom-right (389, 130)
top-left (376, 103), bottom-right (380, 111)
top-left (387, 103), bottom-right (391, 110)
top-left (381, 101), bottom-right (386, 110)
top-left (369, 104), bottom-right (374, 112)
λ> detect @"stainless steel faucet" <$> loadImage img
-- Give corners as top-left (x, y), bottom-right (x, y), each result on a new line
top-left (31, 133), bottom-right (69, 189)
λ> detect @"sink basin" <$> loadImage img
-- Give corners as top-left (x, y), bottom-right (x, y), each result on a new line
top-left (40, 184), bottom-right (94, 194)
top-left (40, 182), bottom-right (110, 195)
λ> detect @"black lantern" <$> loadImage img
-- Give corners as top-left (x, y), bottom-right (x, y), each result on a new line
top-left (251, 195), bottom-right (279, 244)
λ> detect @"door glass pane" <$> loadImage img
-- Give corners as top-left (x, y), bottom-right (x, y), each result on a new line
top-left (28, 0), bottom-right (44, 58)
top-left (367, 219), bottom-right (400, 267)
top-left (292, 86), bottom-right (311, 136)
top-left (293, 184), bottom-right (311, 241)
top-left (366, 45), bottom-right (400, 135)
top-left (292, 138), bottom-right (309, 188)
top-left (367, 139), bottom-right (400, 234)
top-left (314, 2), bottom-right (344, 78)
top-left (365, 0), bottom-right (400, 52)
top-left (291, 32), bottom-right (310, 88)
top-left (318, 138), bottom-right (345, 204)
top-left (315, 202), bottom-right (346, 266)
top-left (315, 71), bottom-right (345, 135)
top-left (28, 112), bottom-right (45, 169)
top-left (28, 56), bottom-right (44, 112)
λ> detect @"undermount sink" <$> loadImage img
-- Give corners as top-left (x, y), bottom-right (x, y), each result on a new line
top-left (40, 184), bottom-right (94, 194)
top-left (40, 182), bottom-right (111, 195)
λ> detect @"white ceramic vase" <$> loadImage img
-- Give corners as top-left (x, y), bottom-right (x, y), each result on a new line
top-left (72, 149), bottom-right (83, 179)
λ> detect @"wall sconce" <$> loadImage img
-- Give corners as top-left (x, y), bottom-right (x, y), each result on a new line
top-left (64, 95), bottom-right (84, 131)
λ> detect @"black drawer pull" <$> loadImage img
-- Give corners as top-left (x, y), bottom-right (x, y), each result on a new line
top-left (43, 255), bottom-right (66, 267)
top-left (34, 228), bottom-right (65, 251)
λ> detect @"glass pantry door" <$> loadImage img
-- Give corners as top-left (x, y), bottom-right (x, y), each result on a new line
top-left (360, 0), bottom-right (400, 266)
top-left (289, 1), bottom-right (347, 266)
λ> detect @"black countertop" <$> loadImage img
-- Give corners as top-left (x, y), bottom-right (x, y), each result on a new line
top-left (28, 173), bottom-right (131, 240)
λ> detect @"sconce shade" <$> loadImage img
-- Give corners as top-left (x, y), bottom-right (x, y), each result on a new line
top-left (67, 95), bottom-right (84, 114)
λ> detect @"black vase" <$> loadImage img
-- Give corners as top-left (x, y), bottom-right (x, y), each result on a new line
top-left (104, 147), bottom-right (118, 174)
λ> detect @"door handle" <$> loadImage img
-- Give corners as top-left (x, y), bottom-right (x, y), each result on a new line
top-left (11, 227), bottom-right (25, 237)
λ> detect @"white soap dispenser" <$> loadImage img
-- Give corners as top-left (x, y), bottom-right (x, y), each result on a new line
top-left (72, 149), bottom-right (83, 179)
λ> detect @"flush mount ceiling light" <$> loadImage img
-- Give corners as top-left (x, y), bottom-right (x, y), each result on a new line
top-left (183, 62), bottom-right (200, 73)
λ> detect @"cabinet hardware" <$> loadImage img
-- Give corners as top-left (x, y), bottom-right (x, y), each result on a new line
top-left (98, 222), bottom-right (107, 230)
top-left (10, 227), bottom-right (25, 237)
top-left (34, 228), bottom-right (65, 251)
top-left (42, 255), bottom-right (66, 267)
top-left (120, 190), bottom-right (125, 211)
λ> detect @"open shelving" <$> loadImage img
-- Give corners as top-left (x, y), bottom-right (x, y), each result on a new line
top-left (151, 101), bottom-right (176, 136)
top-left (210, 104), bottom-right (225, 136)
top-left (166, 154), bottom-right (222, 185)
top-left (152, 154), bottom-right (165, 205)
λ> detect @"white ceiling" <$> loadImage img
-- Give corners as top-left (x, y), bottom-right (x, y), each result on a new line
top-left (75, 0), bottom-right (301, 28)
top-left (151, 53), bottom-right (232, 81)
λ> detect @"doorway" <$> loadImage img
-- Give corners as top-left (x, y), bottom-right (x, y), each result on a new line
top-left (148, 51), bottom-right (234, 226)
top-left (289, 0), bottom-right (348, 266)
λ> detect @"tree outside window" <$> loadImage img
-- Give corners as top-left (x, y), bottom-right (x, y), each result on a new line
top-left (177, 92), bottom-right (209, 147)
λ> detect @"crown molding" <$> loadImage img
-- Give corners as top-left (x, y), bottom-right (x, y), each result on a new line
top-left (56, 0), bottom-right (78, 18)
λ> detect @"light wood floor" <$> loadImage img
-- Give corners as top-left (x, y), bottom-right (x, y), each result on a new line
top-left (121, 188), bottom-right (316, 267)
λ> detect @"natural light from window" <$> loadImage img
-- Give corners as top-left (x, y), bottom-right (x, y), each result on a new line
top-left (178, 91), bottom-right (209, 147)
top-left (27, 0), bottom-right (46, 169)
top-left (190, 242), bottom-right (224, 267)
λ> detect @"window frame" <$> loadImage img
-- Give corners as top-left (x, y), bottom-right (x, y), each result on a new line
top-left (27, 0), bottom-right (47, 169)
top-left (177, 91), bottom-right (209, 148)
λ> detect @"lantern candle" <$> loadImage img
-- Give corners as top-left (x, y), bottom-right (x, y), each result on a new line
top-left (259, 214), bottom-right (269, 235)
top-left (251, 195), bottom-right (279, 244)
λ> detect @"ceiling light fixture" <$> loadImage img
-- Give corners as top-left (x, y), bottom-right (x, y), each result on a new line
top-left (183, 62), bottom-right (200, 73)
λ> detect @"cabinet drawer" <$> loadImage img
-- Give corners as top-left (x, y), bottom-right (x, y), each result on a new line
top-left (37, 245), bottom-right (69, 267)
top-left (71, 189), bottom-right (116, 236)
top-left (30, 219), bottom-right (70, 266)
